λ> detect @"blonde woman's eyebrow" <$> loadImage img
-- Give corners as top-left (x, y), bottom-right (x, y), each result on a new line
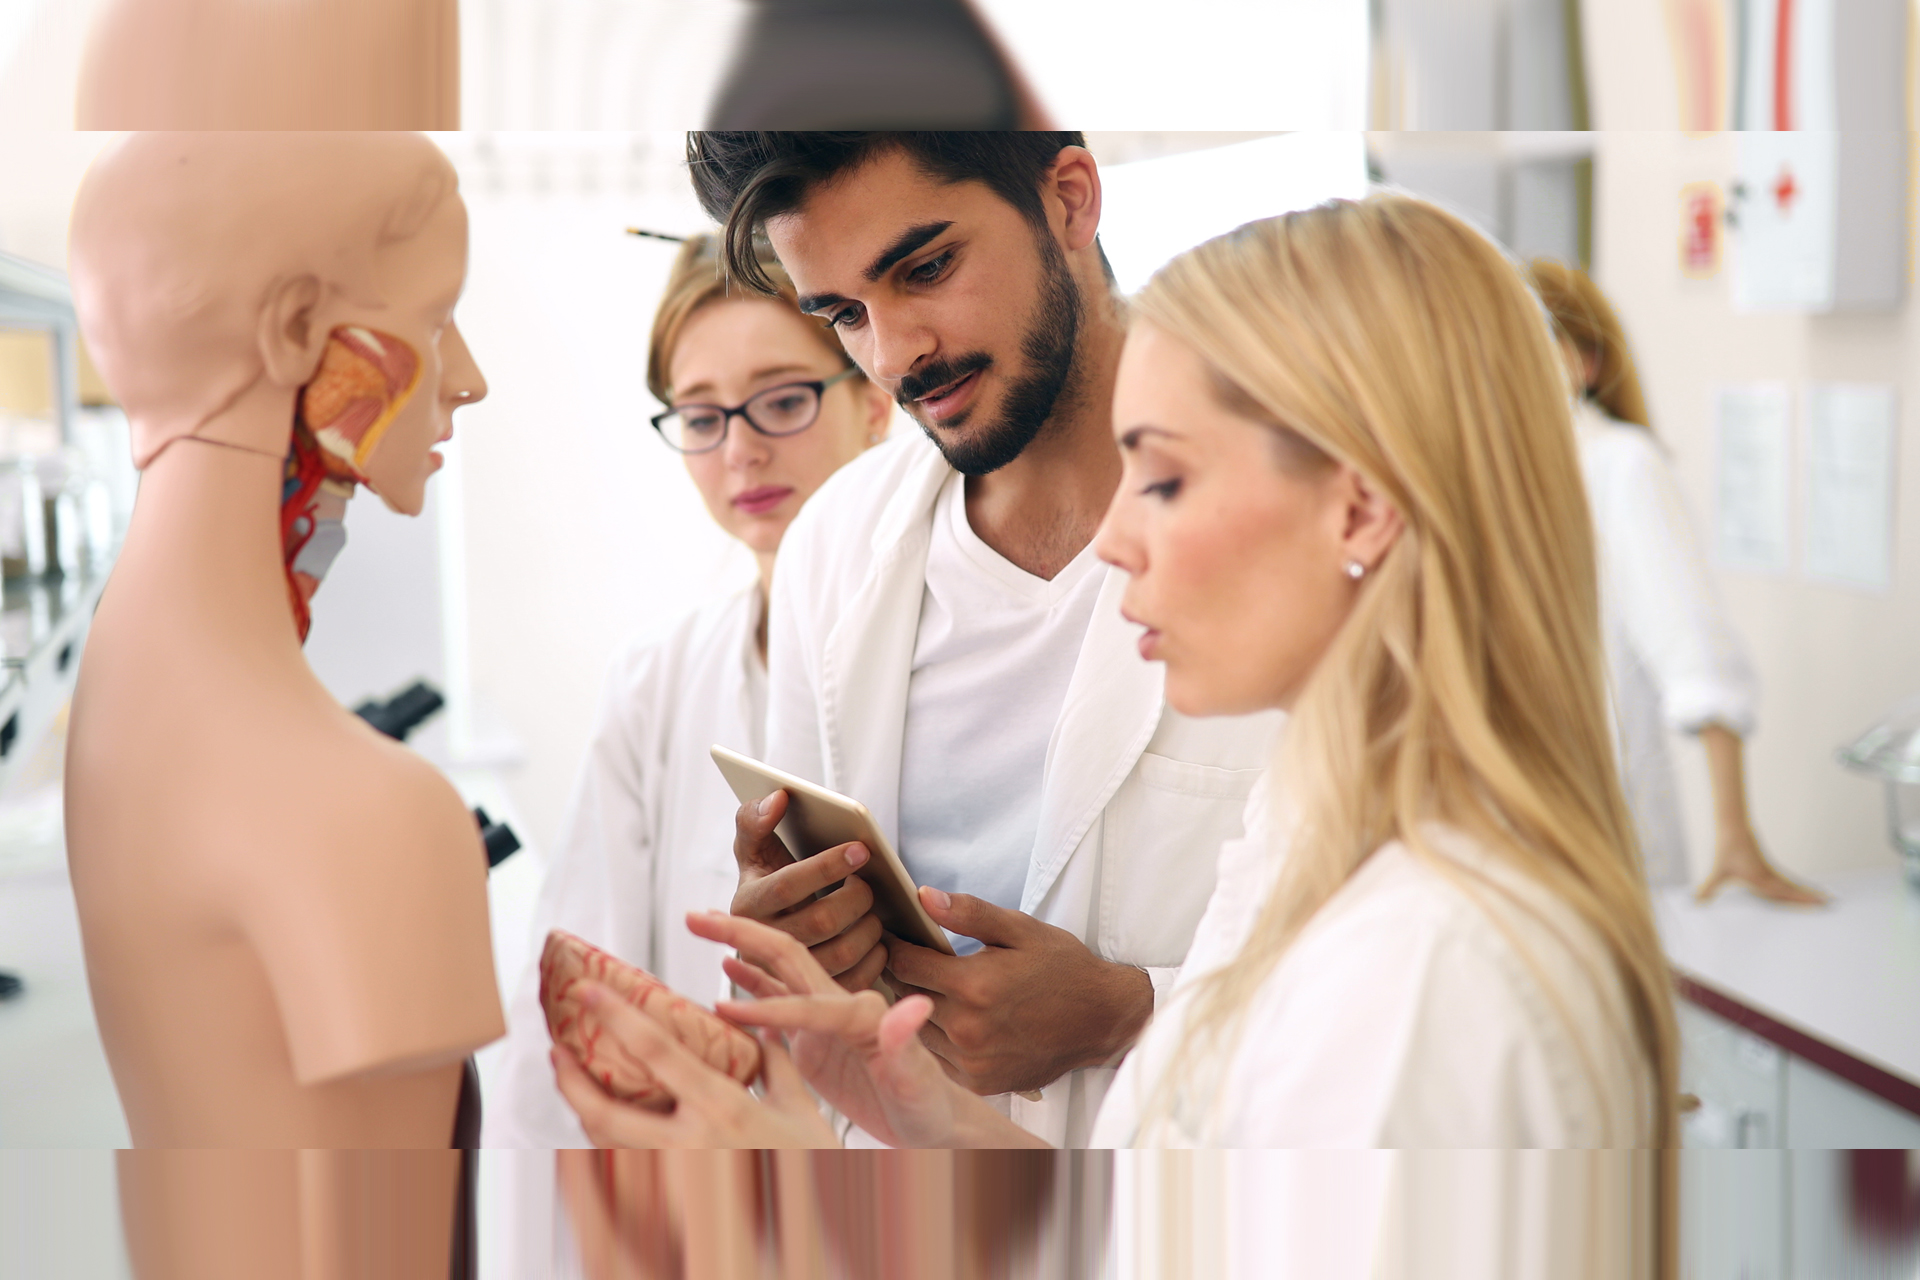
top-left (1118, 425), bottom-right (1182, 450)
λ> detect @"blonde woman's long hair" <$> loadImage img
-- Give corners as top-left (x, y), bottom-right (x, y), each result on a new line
top-left (1134, 195), bottom-right (1678, 1250)
top-left (1528, 258), bottom-right (1652, 432)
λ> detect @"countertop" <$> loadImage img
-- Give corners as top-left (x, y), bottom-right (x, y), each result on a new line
top-left (1656, 866), bottom-right (1920, 1091)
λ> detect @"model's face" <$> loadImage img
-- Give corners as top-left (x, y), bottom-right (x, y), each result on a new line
top-left (356, 193), bottom-right (487, 515)
top-left (764, 148), bottom-right (1082, 477)
top-left (1095, 322), bottom-right (1362, 718)
top-left (669, 298), bottom-right (889, 558)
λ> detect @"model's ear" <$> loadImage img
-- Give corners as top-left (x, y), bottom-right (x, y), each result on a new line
top-left (256, 273), bottom-right (329, 388)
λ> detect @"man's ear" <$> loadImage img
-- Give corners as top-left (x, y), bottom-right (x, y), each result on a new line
top-left (1050, 145), bottom-right (1102, 254)
top-left (256, 273), bottom-right (328, 388)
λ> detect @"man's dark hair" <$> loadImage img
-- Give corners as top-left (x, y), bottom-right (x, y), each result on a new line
top-left (686, 131), bottom-right (1087, 294)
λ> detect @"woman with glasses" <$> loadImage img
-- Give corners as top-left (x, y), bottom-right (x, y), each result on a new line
top-left (486, 233), bottom-right (892, 1151)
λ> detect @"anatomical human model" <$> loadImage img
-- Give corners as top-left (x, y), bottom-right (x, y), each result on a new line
top-left (63, 132), bottom-right (502, 1280)
top-left (77, 0), bottom-right (459, 129)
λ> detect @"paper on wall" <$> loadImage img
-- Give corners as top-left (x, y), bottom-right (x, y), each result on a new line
top-left (1803, 383), bottom-right (1897, 591)
top-left (1713, 384), bottom-right (1794, 573)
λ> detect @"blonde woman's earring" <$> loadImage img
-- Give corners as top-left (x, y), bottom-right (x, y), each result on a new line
top-left (1345, 559), bottom-right (1366, 580)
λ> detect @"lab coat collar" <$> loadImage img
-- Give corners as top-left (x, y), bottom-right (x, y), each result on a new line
top-left (820, 437), bottom-right (953, 846)
top-left (822, 433), bottom-right (1164, 912)
top-left (1023, 564), bottom-right (1164, 913)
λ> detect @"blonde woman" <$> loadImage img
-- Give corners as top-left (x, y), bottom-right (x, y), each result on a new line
top-left (555, 197), bottom-right (1677, 1269)
top-left (487, 233), bottom-right (891, 1151)
top-left (1528, 260), bottom-right (1823, 907)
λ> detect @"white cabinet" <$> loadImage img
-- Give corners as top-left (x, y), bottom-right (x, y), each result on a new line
top-left (1783, 1055), bottom-right (1920, 1149)
top-left (1678, 998), bottom-right (1920, 1278)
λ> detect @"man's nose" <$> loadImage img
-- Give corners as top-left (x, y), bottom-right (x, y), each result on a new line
top-left (865, 308), bottom-right (936, 386)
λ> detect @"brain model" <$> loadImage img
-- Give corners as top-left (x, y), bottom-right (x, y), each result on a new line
top-left (539, 929), bottom-right (762, 1111)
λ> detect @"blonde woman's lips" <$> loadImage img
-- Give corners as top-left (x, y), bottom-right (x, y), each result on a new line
top-left (733, 485), bottom-right (793, 515)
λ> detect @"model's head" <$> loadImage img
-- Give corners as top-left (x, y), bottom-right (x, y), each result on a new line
top-left (1101, 195), bottom-right (1676, 1148)
top-left (1526, 258), bottom-right (1651, 432)
top-left (648, 234), bottom-right (891, 559)
top-left (686, 131), bottom-right (1108, 476)
top-left (68, 130), bottom-right (486, 515)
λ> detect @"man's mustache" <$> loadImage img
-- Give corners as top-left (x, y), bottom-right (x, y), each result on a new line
top-left (896, 353), bottom-right (993, 405)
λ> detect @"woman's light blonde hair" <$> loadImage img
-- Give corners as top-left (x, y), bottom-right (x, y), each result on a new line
top-left (1133, 196), bottom-right (1677, 1266)
top-left (645, 232), bottom-right (857, 404)
top-left (1527, 258), bottom-right (1652, 432)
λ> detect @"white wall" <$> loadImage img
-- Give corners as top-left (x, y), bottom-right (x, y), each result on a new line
top-left (1582, 8), bottom-right (1918, 880)
top-left (439, 133), bottom-right (755, 847)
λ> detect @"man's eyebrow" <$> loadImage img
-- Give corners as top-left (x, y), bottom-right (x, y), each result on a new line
top-left (795, 291), bottom-right (851, 316)
top-left (864, 221), bottom-right (954, 282)
top-left (794, 221), bottom-right (955, 313)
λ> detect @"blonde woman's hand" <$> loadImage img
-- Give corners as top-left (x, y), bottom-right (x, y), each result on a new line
top-left (551, 981), bottom-right (840, 1149)
top-left (689, 911), bottom-right (1038, 1149)
top-left (1695, 827), bottom-right (1828, 907)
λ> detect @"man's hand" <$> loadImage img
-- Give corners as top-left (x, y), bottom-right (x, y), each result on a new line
top-left (729, 791), bottom-right (888, 992)
top-left (882, 887), bottom-right (1154, 1097)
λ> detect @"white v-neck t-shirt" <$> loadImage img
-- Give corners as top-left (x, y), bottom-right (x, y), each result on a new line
top-left (896, 471), bottom-right (1106, 955)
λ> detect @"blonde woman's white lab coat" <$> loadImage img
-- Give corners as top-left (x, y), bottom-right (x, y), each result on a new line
top-left (1575, 399), bottom-right (1759, 886)
top-left (765, 431), bottom-right (1281, 1149)
top-left (484, 585), bottom-right (766, 1150)
top-left (1097, 781), bottom-right (1657, 1277)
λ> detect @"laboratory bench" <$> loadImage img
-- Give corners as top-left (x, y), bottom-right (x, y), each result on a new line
top-left (1659, 867), bottom-right (1920, 1279)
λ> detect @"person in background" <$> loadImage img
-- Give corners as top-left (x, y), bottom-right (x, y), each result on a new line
top-left (559, 195), bottom-right (1676, 1275)
top-left (1528, 260), bottom-right (1825, 907)
top-left (485, 232), bottom-right (892, 1148)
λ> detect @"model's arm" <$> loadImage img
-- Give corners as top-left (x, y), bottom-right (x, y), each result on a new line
top-left (1693, 724), bottom-right (1827, 905)
top-left (244, 746), bottom-right (505, 1085)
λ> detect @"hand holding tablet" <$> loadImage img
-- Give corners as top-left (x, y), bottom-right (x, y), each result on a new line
top-left (711, 746), bottom-right (957, 959)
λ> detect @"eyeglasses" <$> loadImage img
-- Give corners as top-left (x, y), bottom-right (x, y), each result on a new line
top-left (651, 367), bottom-right (861, 454)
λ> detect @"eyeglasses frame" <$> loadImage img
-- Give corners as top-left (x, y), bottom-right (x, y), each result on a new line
top-left (650, 366), bottom-right (862, 454)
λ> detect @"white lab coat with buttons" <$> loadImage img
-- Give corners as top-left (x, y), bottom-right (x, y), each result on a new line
top-left (484, 585), bottom-right (766, 1150)
top-left (765, 431), bottom-right (1281, 1149)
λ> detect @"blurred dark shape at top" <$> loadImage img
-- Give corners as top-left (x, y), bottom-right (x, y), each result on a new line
top-left (709, 0), bottom-right (1040, 129)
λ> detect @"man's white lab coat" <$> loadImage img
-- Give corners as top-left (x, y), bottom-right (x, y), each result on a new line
top-left (766, 431), bottom-right (1281, 1148)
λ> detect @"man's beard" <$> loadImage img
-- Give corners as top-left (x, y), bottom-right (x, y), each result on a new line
top-left (895, 230), bottom-right (1082, 477)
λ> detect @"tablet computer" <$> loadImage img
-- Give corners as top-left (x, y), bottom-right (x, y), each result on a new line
top-left (710, 745), bottom-right (956, 957)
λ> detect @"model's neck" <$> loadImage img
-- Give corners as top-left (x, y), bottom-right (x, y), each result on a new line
top-left (120, 387), bottom-right (302, 650)
top-left (964, 283), bottom-right (1127, 581)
